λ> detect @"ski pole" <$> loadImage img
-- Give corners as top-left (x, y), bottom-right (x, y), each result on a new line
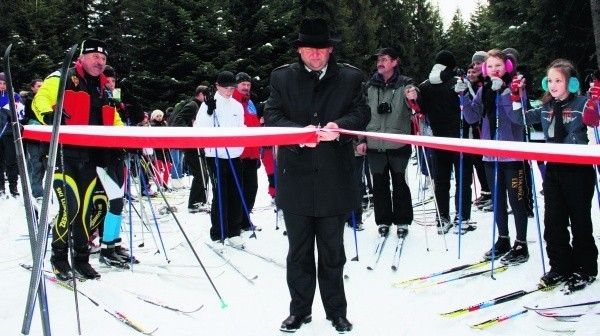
top-left (490, 92), bottom-right (500, 280)
top-left (457, 86), bottom-right (465, 259)
top-left (350, 211), bottom-right (359, 261)
top-left (520, 89), bottom-right (546, 274)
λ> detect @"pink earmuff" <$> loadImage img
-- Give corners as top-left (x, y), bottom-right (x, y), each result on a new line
top-left (482, 58), bottom-right (514, 77)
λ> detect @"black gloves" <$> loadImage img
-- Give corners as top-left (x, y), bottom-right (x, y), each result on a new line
top-left (43, 110), bottom-right (71, 125)
top-left (206, 98), bottom-right (216, 116)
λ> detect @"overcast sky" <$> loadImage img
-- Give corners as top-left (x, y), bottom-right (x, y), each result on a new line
top-left (429, 0), bottom-right (483, 27)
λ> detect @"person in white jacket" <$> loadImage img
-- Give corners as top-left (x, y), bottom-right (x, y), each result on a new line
top-left (194, 71), bottom-right (246, 248)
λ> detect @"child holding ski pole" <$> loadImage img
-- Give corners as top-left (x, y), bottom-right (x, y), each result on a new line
top-left (459, 49), bottom-right (529, 265)
top-left (511, 59), bottom-right (598, 293)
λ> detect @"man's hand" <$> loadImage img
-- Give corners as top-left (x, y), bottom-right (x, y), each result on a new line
top-left (303, 125), bottom-right (318, 147)
top-left (405, 86), bottom-right (418, 101)
top-left (589, 80), bottom-right (600, 102)
top-left (316, 122), bottom-right (340, 142)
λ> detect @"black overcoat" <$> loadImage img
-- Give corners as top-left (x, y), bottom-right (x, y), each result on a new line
top-left (264, 57), bottom-right (370, 217)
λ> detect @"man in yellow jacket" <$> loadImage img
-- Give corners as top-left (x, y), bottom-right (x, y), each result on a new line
top-left (33, 38), bottom-right (122, 281)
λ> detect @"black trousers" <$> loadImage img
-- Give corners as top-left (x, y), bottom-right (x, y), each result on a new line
top-left (544, 163), bottom-right (597, 276)
top-left (184, 149), bottom-right (207, 207)
top-left (284, 212), bottom-right (347, 318)
top-left (240, 158), bottom-right (259, 229)
top-left (432, 148), bottom-right (473, 220)
top-left (51, 160), bottom-right (107, 252)
top-left (484, 161), bottom-right (528, 241)
top-left (0, 134), bottom-right (18, 192)
top-left (206, 157), bottom-right (242, 240)
top-left (367, 147), bottom-right (413, 226)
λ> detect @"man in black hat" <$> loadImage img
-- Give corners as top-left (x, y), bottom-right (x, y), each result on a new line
top-left (33, 38), bottom-right (124, 281)
top-left (264, 17), bottom-right (370, 334)
top-left (194, 71), bottom-right (247, 249)
top-left (356, 47), bottom-right (417, 239)
top-left (418, 50), bottom-right (474, 234)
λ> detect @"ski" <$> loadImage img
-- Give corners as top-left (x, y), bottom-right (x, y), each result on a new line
top-left (228, 245), bottom-right (286, 268)
top-left (410, 265), bottom-right (509, 289)
top-left (440, 285), bottom-right (556, 317)
top-left (537, 324), bottom-right (576, 333)
top-left (391, 235), bottom-right (406, 271)
top-left (470, 309), bottom-right (528, 329)
top-left (524, 299), bottom-right (600, 311)
top-left (205, 242), bottom-right (258, 282)
top-left (392, 260), bottom-right (489, 287)
top-left (124, 290), bottom-right (203, 314)
top-left (536, 310), bottom-right (600, 319)
top-left (20, 264), bottom-right (158, 334)
top-left (366, 234), bottom-right (389, 270)
top-left (412, 196), bottom-right (434, 207)
top-left (20, 43), bottom-right (79, 335)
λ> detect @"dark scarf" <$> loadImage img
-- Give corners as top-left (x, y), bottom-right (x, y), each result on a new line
top-left (550, 94), bottom-right (574, 143)
top-left (481, 73), bottom-right (511, 140)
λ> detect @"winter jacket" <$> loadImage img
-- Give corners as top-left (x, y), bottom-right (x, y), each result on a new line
top-left (194, 91), bottom-right (245, 158)
top-left (32, 61), bottom-right (123, 162)
top-left (169, 99), bottom-right (200, 127)
top-left (264, 56), bottom-right (370, 217)
top-left (0, 91), bottom-right (24, 135)
top-left (514, 95), bottom-right (590, 145)
top-left (462, 79), bottom-right (524, 162)
top-left (233, 89), bottom-right (261, 159)
top-left (418, 64), bottom-right (466, 138)
top-left (365, 68), bottom-right (415, 150)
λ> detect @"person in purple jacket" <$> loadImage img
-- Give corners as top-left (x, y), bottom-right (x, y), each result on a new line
top-left (457, 49), bottom-right (529, 265)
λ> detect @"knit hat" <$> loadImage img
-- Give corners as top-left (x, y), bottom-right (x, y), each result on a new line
top-left (103, 65), bottom-right (116, 78)
top-left (471, 51), bottom-right (487, 63)
top-left (216, 71), bottom-right (237, 88)
top-left (0, 72), bottom-right (5, 82)
top-left (236, 72), bottom-right (251, 83)
top-left (81, 38), bottom-right (108, 57)
top-left (151, 109), bottom-right (164, 120)
top-left (435, 50), bottom-right (456, 69)
top-left (502, 48), bottom-right (519, 61)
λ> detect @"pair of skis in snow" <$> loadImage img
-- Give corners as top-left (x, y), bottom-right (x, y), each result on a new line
top-left (366, 230), bottom-right (407, 271)
top-left (21, 264), bottom-right (203, 334)
top-left (204, 240), bottom-right (286, 282)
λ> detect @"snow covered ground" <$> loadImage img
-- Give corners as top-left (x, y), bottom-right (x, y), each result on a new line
top-left (2, 156), bottom-right (600, 336)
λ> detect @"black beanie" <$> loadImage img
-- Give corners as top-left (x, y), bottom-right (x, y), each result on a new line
top-left (216, 71), bottom-right (236, 87)
top-left (236, 72), bottom-right (251, 83)
top-left (103, 65), bottom-right (116, 78)
top-left (435, 50), bottom-right (456, 69)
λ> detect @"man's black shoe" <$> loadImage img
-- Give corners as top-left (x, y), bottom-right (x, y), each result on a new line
top-left (327, 316), bottom-right (353, 334)
top-left (279, 314), bottom-right (312, 333)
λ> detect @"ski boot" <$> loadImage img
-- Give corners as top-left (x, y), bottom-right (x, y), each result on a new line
top-left (377, 224), bottom-right (390, 237)
top-left (50, 247), bottom-right (72, 281)
top-left (563, 272), bottom-right (596, 294)
top-left (436, 217), bottom-right (453, 235)
top-left (483, 236), bottom-right (511, 260)
top-left (396, 224), bottom-right (409, 238)
top-left (99, 242), bottom-right (130, 269)
top-left (500, 240), bottom-right (529, 265)
top-left (73, 248), bottom-right (101, 280)
top-left (115, 239), bottom-right (140, 264)
top-left (539, 268), bottom-right (568, 288)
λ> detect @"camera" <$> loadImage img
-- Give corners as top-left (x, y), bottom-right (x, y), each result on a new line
top-left (378, 102), bottom-right (392, 114)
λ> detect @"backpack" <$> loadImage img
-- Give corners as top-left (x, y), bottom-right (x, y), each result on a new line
top-left (169, 98), bottom-right (197, 127)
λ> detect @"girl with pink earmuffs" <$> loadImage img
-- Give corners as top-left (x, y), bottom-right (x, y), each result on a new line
top-left (458, 49), bottom-right (530, 266)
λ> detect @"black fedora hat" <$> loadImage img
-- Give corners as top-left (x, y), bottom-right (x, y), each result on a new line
top-left (293, 18), bottom-right (340, 48)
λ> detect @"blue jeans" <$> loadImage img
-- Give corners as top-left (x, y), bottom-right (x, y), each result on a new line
top-left (170, 149), bottom-right (184, 179)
